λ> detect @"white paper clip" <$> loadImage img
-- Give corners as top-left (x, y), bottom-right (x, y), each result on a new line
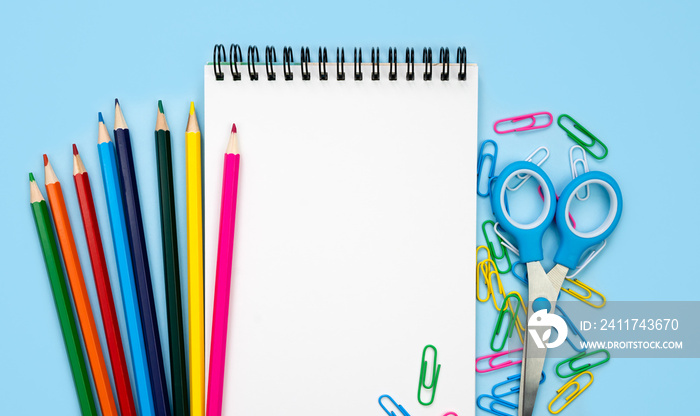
top-left (507, 146), bottom-right (550, 191)
top-left (569, 145), bottom-right (590, 201)
top-left (567, 240), bottom-right (606, 278)
top-left (494, 222), bottom-right (520, 256)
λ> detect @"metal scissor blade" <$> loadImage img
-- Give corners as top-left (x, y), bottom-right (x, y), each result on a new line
top-left (518, 262), bottom-right (560, 416)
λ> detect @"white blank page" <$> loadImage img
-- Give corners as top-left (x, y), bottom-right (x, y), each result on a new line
top-left (204, 63), bottom-right (478, 415)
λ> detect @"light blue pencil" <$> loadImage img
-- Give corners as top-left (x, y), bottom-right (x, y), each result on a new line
top-left (97, 112), bottom-right (155, 416)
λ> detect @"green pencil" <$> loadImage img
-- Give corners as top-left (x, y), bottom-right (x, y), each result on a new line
top-left (155, 101), bottom-right (189, 416)
top-left (29, 173), bottom-right (97, 416)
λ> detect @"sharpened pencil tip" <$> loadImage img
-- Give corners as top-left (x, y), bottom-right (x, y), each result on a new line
top-left (98, 112), bottom-right (104, 123)
top-left (190, 101), bottom-right (195, 115)
top-left (72, 144), bottom-right (79, 155)
top-left (158, 100), bottom-right (164, 114)
top-left (231, 123), bottom-right (237, 133)
top-left (29, 172), bottom-right (35, 182)
top-left (43, 154), bottom-right (48, 166)
top-left (115, 98), bottom-right (120, 106)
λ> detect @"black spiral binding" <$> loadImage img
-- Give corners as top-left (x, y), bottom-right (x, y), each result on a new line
top-left (337, 47), bottom-right (345, 80)
top-left (423, 47), bottom-right (432, 81)
top-left (265, 46), bottom-right (277, 81)
top-left (213, 45), bottom-right (467, 82)
top-left (213, 44), bottom-right (226, 81)
top-left (457, 47), bottom-right (467, 80)
top-left (406, 47), bottom-right (415, 81)
top-left (319, 47), bottom-right (328, 80)
top-left (371, 47), bottom-right (380, 81)
top-left (300, 47), bottom-right (311, 81)
top-left (229, 44), bottom-right (242, 81)
top-left (247, 46), bottom-right (259, 81)
top-left (388, 47), bottom-right (397, 81)
top-left (440, 47), bottom-right (449, 81)
top-left (283, 47), bottom-right (294, 81)
top-left (354, 48), bottom-right (363, 81)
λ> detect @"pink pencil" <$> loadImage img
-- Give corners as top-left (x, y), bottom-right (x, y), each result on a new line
top-left (207, 123), bottom-right (241, 416)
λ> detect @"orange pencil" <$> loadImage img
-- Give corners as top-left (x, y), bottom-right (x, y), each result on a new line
top-left (44, 155), bottom-right (118, 416)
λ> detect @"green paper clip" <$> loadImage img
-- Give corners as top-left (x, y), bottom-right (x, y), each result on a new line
top-left (490, 293), bottom-right (520, 352)
top-left (482, 220), bottom-right (512, 274)
top-left (417, 344), bottom-right (441, 406)
top-left (557, 114), bottom-right (608, 160)
top-left (555, 349), bottom-right (610, 378)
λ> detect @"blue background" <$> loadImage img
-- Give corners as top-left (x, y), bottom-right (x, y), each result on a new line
top-left (1, 0), bottom-right (698, 414)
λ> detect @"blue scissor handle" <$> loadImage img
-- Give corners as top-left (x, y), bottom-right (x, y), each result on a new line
top-left (554, 170), bottom-right (623, 269)
top-left (490, 161), bottom-right (557, 263)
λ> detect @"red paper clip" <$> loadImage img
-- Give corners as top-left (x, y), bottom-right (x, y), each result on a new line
top-left (493, 112), bottom-right (553, 134)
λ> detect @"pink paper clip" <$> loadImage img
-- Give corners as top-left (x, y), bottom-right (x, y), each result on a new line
top-left (493, 112), bottom-right (553, 134)
top-left (475, 348), bottom-right (523, 373)
top-left (443, 413), bottom-right (458, 416)
top-left (538, 186), bottom-right (577, 229)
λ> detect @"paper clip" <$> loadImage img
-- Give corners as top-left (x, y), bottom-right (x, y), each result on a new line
top-left (417, 344), bottom-right (441, 406)
top-left (506, 146), bottom-right (550, 191)
top-left (475, 348), bottom-right (523, 373)
top-left (487, 266), bottom-right (506, 312)
top-left (491, 294), bottom-right (520, 352)
top-left (379, 395), bottom-right (411, 416)
top-left (506, 291), bottom-right (527, 344)
top-left (442, 413), bottom-right (458, 416)
top-left (567, 240), bottom-right (606, 279)
top-left (556, 349), bottom-right (610, 378)
top-left (569, 145), bottom-right (590, 201)
top-left (548, 371), bottom-right (594, 414)
top-left (561, 278), bottom-right (606, 308)
top-left (477, 258), bottom-right (496, 303)
top-left (557, 114), bottom-right (608, 160)
top-left (511, 261), bottom-right (528, 285)
top-left (494, 222), bottom-right (519, 256)
top-left (477, 140), bottom-right (498, 197)
top-left (482, 220), bottom-right (512, 274)
top-left (492, 372), bottom-right (546, 399)
top-left (555, 305), bottom-right (587, 353)
top-left (493, 112), bottom-right (553, 134)
top-left (476, 394), bottom-right (517, 416)
top-left (538, 186), bottom-right (576, 229)
top-left (477, 245), bottom-right (491, 264)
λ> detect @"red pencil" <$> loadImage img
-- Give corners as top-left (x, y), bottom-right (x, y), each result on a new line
top-left (72, 145), bottom-right (137, 416)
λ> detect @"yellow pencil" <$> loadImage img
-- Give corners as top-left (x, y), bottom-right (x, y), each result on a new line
top-left (186, 102), bottom-right (204, 416)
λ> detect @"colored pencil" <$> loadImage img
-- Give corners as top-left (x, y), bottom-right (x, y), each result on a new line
top-left (73, 144), bottom-right (137, 416)
top-left (43, 155), bottom-right (118, 416)
top-left (155, 101), bottom-right (189, 416)
top-left (207, 123), bottom-right (241, 416)
top-left (29, 173), bottom-right (98, 416)
top-left (186, 102), bottom-right (204, 416)
top-left (97, 113), bottom-right (155, 416)
top-left (113, 99), bottom-right (171, 416)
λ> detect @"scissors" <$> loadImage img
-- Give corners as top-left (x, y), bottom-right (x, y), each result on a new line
top-left (490, 161), bottom-right (622, 416)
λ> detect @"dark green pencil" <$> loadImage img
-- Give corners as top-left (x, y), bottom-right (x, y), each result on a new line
top-left (29, 173), bottom-right (97, 416)
top-left (155, 101), bottom-right (189, 416)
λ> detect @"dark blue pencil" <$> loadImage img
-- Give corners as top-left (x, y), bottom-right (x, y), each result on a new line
top-left (113, 99), bottom-right (171, 416)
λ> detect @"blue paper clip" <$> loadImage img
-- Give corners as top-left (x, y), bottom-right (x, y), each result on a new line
top-left (476, 394), bottom-right (517, 416)
top-left (492, 372), bottom-right (546, 401)
top-left (477, 140), bottom-right (498, 197)
top-left (379, 395), bottom-right (411, 416)
top-left (556, 305), bottom-right (587, 352)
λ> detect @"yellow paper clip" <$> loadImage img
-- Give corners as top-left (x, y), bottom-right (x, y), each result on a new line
top-left (561, 278), bottom-right (607, 308)
top-left (477, 259), bottom-right (495, 303)
top-left (477, 245), bottom-right (491, 264)
top-left (487, 266), bottom-right (506, 312)
top-left (506, 291), bottom-right (527, 344)
top-left (548, 371), bottom-right (594, 414)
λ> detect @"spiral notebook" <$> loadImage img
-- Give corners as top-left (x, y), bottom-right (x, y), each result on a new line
top-left (204, 45), bottom-right (478, 415)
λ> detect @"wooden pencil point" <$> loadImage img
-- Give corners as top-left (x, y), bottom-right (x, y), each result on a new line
top-left (98, 117), bottom-right (112, 144)
top-left (226, 128), bottom-right (239, 155)
top-left (186, 103), bottom-right (200, 133)
top-left (73, 151), bottom-right (87, 176)
top-left (115, 99), bottom-right (128, 129)
top-left (30, 175), bottom-right (44, 203)
top-left (156, 103), bottom-right (169, 131)
top-left (44, 156), bottom-right (58, 185)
